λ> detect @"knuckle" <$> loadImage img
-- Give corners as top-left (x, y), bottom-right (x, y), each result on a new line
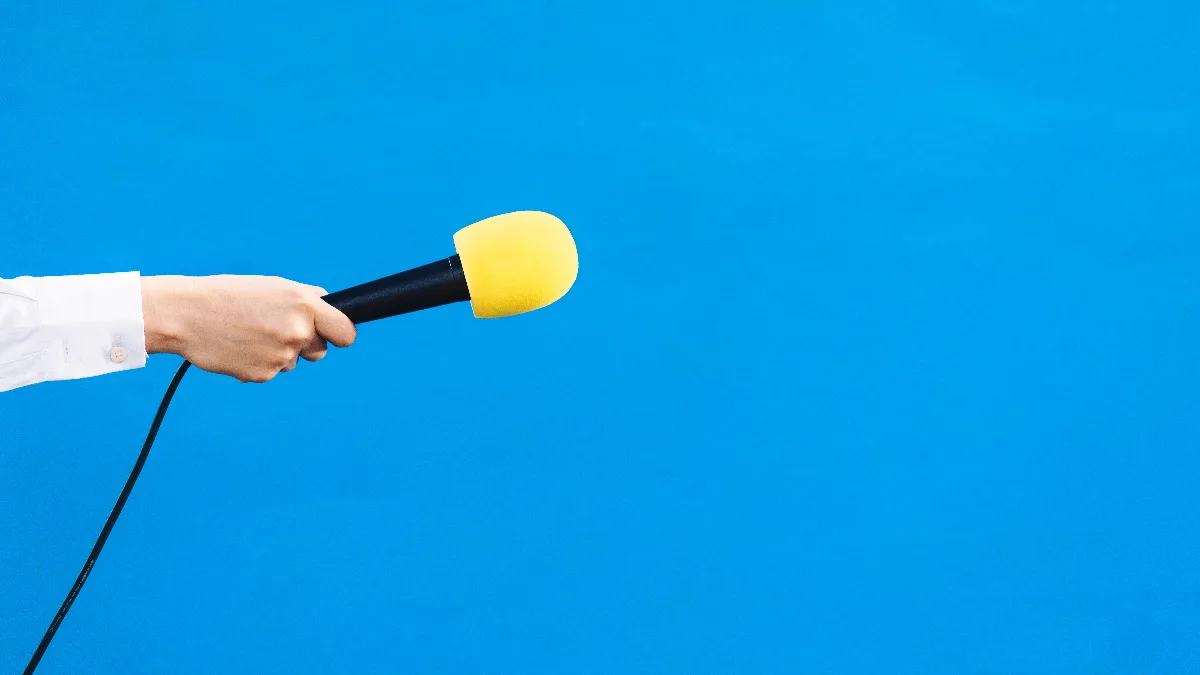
top-left (287, 285), bottom-right (310, 306)
top-left (284, 319), bottom-right (312, 345)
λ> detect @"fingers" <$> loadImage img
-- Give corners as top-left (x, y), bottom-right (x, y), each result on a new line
top-left (239, 369), bottom-right (280, 384)
top-left (312, 296), bottom-right (357, 348)
top-left (300, 335), bottom-right (329, 362)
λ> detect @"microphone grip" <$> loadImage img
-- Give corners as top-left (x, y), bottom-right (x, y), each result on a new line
top-left (322, 255), bottom-right (471, 324)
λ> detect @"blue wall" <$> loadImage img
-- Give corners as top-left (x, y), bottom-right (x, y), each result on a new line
top-left (3, 1), bottom-right (1199, 672)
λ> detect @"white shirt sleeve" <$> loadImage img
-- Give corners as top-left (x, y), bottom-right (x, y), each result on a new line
top-left (0, 272), bottom-right (148, 393)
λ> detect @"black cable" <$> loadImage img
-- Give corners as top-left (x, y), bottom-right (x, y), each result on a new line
top-left (24, 361), bottom-right (192, 675)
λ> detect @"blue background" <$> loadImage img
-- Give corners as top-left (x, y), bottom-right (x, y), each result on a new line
top-left (2, 1), bottom-right (1199, 673)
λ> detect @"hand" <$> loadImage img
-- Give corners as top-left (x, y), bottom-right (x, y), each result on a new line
top-left (141, 275), bottom-right (356, 383)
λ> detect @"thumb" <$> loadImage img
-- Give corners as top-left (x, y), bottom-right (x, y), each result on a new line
top-left (313, 298), bottom-right (357, 348)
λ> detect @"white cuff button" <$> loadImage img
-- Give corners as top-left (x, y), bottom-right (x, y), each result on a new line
top-left (109, 346), bottom-right (128, 364)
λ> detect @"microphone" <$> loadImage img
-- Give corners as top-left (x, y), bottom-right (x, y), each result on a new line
top-left (322, 211), bottom-right (578, 323)
top-left (20, 212), bottom-right (578, 675)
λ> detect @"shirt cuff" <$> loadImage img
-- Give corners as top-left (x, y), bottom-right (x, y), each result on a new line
top-left (21, 272), bottom-right (148, 388)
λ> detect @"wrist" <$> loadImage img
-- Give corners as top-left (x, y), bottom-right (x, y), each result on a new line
top-left (142, 276), bottom-right (196, 355)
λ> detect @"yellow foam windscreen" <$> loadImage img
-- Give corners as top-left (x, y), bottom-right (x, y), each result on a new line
top-left (452, 211), bottom-right (579, 319)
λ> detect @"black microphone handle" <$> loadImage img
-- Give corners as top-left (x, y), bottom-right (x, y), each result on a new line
top-left (322, 255), bottom-right (471, 324)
